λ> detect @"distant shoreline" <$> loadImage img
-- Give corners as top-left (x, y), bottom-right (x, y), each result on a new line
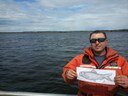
top-left (0, 29), bottom-right (128, 33)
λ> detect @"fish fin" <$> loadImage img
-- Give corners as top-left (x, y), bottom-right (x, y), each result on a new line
top-left (91, 69), bottom-right (97, 73)
top-left (104, 73), bottom-right (113, 81)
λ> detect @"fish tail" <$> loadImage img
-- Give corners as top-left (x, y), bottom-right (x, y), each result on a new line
top-left (104, 74), bottom-right (113, 81)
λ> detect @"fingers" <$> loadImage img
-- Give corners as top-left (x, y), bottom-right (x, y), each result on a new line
top-left (115, 75), bottom-right (128, 88)
top-left (66, 69), bottom-right (77, 80)
top-left (115, 76), bottom-right (124, 84)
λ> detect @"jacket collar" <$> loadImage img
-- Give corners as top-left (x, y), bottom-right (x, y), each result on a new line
top-left (84, 47), bottom-right (119, 59)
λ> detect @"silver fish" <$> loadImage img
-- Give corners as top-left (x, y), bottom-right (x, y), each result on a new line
top-left (79, 70), bottom-right (113, 82)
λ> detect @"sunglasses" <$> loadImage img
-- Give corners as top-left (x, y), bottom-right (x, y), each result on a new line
top-left (90, 38), bottom-right (106, 43)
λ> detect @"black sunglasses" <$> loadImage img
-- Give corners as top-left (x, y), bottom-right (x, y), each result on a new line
top-left (90, 38), bottom-right (106, 43)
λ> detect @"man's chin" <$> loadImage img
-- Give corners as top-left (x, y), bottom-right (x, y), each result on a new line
top-left (94, 48), bottom-right (102, 52)
top-left (94, 49), bottom-right (103, 53)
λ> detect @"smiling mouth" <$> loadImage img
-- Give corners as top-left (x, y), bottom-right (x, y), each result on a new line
top-left (95, 46), bottom-right (101, 49)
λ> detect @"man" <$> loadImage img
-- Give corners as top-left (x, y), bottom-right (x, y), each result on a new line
top-left (62, 31), bottom-right (128, 96)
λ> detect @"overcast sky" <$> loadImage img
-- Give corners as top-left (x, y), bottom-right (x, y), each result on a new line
top-left (0, 0), bottom-right (128, 32)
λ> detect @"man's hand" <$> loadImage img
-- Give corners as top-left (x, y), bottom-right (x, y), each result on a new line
top-left (66, 69), bottom-right (77, 80)
top-left (115, 75), bottom-right (128, 88)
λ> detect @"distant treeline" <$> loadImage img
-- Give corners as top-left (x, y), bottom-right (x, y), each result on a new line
top-left (0, 29), bottom-right (128, 33)
top-left (100, 29), bottom-right (128, 32)
top-left (22, 29), bottom-right (128, 33)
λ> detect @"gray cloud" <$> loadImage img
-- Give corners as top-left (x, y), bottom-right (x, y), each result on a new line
top-left (0, 0), bottom-right (128, 32)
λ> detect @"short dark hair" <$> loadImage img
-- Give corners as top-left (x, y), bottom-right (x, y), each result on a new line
top-left (89, 30), bottom-right (107, 40)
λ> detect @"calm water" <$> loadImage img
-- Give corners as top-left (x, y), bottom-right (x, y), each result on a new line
top-left (0, 31), bottom-right (128, 94)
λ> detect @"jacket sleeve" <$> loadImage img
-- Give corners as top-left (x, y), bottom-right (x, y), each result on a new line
top-left (62, 55), bottom-right (82, 84)
top-left (120, 57), bottom-right (128, 75)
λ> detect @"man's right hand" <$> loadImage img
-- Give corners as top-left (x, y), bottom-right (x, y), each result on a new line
top-left (66, 69), bottom-right (77, 80)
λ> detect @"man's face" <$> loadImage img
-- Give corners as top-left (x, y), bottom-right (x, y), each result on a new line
top-left (90, 33), bottom-right (107, 53)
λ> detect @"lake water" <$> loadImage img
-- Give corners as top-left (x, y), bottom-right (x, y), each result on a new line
top-left (0, 31), bottom-right (128, 94)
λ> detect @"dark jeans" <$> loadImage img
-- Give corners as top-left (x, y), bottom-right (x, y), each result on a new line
top-left (114, 89), bottom-right (128, 96)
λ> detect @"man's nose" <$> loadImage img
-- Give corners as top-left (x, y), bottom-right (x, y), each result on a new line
top-left (95, 40), bottom-right (99, 44)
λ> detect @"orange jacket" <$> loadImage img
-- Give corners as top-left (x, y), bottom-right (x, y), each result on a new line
top-left (62, 47), bottom-right (128, 96)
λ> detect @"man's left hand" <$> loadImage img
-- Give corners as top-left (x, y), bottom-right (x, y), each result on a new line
top-left (115, 75), bottom-right (128, 88)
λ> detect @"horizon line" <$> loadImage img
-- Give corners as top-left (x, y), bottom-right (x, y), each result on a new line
top-left (0, 29), bottom-right (128, 33)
